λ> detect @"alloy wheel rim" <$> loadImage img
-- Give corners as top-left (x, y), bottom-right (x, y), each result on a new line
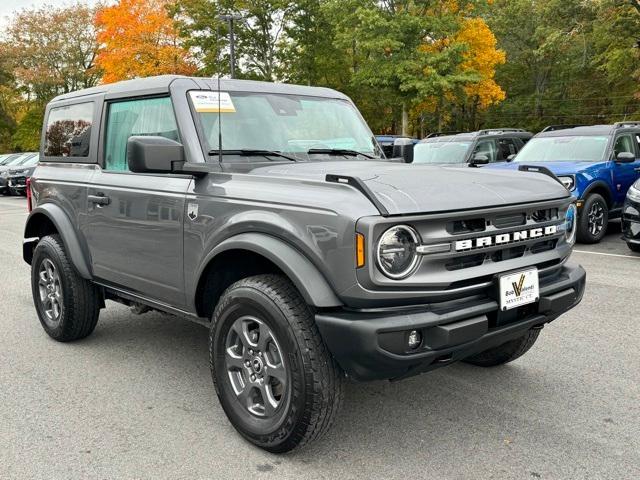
top-left (224, 315), bottom-right (287, 418)
top-left (587, 201), bottom-right (605, 236)
top-left (38, 258), bottom-right (63, 327)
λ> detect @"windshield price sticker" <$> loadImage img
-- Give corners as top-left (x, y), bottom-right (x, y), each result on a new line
top-left (499, 268), bottom-right (539, 311)
top-left (189, 91), bottom-right (236, 113)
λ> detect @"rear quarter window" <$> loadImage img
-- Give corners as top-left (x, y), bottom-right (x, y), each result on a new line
top-left (44, 102), bottom-right (94, 158)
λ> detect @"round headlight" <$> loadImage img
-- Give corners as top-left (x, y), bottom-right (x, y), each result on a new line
top-left (376, 225), bottom-right (419, 279)
top-left (565, 204), bottom-right (577, 245)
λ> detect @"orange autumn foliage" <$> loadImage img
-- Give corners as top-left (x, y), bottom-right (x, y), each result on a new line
top-left (95, 0), bottom-right (196, 84)
top-left (455, 17), bottom-right (506, 108)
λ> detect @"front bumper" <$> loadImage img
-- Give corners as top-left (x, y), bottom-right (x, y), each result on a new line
top-left (622, 198), bottom-right (640, 244)
top-left (316, 262), bottom-right (586, 381)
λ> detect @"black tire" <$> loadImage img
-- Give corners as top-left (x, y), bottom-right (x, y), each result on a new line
top-left (463, 330), bottom-right (540, 367)
top-left (577, 193), bottom-right (608, 244)
top-left (31, 234), bottom-right (101, 342)
top-left (627, 242), bottom-right (640, 253)
top-left (210, 274), bottom-right (344, 453)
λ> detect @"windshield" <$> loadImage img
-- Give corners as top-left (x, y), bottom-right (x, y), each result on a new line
top-left (19, 155), bottom-right (39, 167)
top-left (515, 136), bottom-right (609, 163)
top-left (412, 141), bottom-right (472, 165)
top-left (192, 91), bottom-right (380, 160)
top-left (2, 154), bottom-right (27, 166)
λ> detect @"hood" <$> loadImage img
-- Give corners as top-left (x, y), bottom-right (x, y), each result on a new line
top-left (488, 160), bottom-right (602, 176)
top-left (249, 161), bottom-right (569, 215)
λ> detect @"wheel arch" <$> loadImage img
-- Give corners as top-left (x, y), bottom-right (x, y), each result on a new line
top-left (23, 204), bottom-right (92, 279)
top-left (581, 181), bottom-right (613, 208)
top-left (194, 233), bottom-right (342, 319)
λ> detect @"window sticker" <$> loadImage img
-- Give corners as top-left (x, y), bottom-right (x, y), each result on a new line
top-left (189, 91), bottom-right (236, 113)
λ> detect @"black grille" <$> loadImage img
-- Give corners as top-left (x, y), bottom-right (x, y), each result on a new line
top-left (530, 239), bottom-right (558, 254)
top-left (447, 218), bottom-right (486, 235)
top-left (493, 213), bottom-right (526, 228)
top-left (445, 253), bottom-right (485, 271)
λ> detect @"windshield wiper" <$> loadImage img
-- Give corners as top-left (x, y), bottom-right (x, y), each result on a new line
top-left (307, 148), bottom-right (375, 159)
top-left (208, 149), bottom-right (298, 162)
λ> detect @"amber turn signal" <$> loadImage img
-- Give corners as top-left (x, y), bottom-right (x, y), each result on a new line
top-left (356, 233), bottom-right (365, 268)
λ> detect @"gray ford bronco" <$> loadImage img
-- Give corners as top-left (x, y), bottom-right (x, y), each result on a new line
top-left (24, 75), bottom-right (586, 452)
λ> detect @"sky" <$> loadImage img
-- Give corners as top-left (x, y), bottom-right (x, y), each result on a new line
top-left (0, 0), bottom-right (101, 26)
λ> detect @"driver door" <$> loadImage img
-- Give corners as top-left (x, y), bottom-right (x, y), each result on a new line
top-left (612, 134), bottom-right (640, 207)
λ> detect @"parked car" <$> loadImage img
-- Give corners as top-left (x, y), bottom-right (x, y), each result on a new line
top-left (0, 153), bottom-right (21, 165)
top-left (0, 152), bottom-right (38, 195)
top-left (24, 75), bottom-right (585, 452)
top-left (375, 134), bottom-right (418, 159)
top-left (412, 129), bottom-right (533, 166)
top-left (489, 123), bottom-right (640, 243)
top-left (622, 178), bottom-right (640, 252)
top-left (6, 154), bottom-right (39, 195)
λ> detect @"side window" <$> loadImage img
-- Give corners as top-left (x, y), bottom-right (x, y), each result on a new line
top-left (473, 139), bottom-right (498, 162)
top-left (104, 97), bottom-right (179, 171)
top-left (614, 135), bottom-right (635, 157)
top-left (44, 102), bottom-right (94, 157)
top-left (634, 134), bottom-right (640, 155)
top-left (496, 138), bottom-right (518, 161)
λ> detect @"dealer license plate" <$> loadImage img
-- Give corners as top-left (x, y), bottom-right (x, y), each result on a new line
top-left (499, 268), bottom-right (539, 311)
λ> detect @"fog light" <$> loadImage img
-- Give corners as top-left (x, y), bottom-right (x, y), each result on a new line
top-left (407, 330), bottom-right (422, 349)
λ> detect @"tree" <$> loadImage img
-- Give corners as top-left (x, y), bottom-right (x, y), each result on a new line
top-left (95, 0), bottom-right (196, 83)
top-left (1, 3), bottom-right (100, 101)
top-left (448, 17), bottom-right (506, 130)
top-left (171, 0), bottom-right (293, 80)
top-left (0, 54), bottom-right (17, 152)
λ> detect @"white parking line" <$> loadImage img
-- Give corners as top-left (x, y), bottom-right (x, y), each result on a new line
top-left (574, 249), bottom-right (640, 259)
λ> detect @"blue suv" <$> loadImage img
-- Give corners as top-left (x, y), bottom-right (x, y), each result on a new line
top-left (489, 123), bottom-right (640, 243)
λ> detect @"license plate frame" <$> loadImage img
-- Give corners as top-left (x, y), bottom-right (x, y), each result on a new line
top-left (498, 268), bottom-right (539, 311)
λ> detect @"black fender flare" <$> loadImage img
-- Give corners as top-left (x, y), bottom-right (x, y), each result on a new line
top-left (198, 233), bottom-right (342, 308)
top-left (580, 181), bottom-right (612, 206)
top-left (23, 204), bottom-right (92, 279)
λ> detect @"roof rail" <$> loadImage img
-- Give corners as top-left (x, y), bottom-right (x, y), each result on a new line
top-left (478, 128), bottom-right (526, 135)
top-left (540, 124), bottom-right (585, 133)
top-left (614, 121), bottom-right (640, 128)
top-left (424, 131), bottom-right (462, 138)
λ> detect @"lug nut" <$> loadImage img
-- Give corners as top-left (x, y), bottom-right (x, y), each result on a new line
top-left (250, 374), bottom-right (256, 381)
top-left (245, 360), bottom-right (250, 367)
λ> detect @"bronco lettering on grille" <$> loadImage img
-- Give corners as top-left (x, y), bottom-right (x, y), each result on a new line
top-left (454, 225), bottom-right (558, 251)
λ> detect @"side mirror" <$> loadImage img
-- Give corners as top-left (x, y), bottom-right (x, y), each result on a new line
top-left (392, 138), bottom-right (414, 163)
top-left (469, 154), bottom-right (489, 167)
top-left (507, 153), bottom-right (517, 162)
top-left (127, 136), bottom-right (185, 174)
top-left (616, 151), bottom-right (636, 163)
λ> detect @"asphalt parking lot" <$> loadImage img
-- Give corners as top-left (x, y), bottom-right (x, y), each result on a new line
top-left (1, 195), bottom-right (639, 480)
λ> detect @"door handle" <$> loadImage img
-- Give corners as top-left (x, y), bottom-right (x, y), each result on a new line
top-left (634, 167), bottom-right (640, 172)
top-left (88, 194), bottom-right (111, 206)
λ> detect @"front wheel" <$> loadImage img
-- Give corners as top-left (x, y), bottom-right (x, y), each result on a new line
top-left (209, 274), bottom-right (344, 453)
top-left (577, 193), bottom-right (608, 244)
top-left (463, 330), bottom-right (540, 367)
top-left (627, 241), bottom-right (640, 253)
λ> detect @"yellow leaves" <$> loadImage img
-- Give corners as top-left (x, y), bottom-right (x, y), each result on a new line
top-left (95, 0), bottom-right (196, 84)
top-left (455, 17), bottom-right (506, 108)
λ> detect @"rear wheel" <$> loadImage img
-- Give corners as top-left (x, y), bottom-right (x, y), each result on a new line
top-left (577, 193), bottom-right (608, 244)
top-left (210, 274), bottom-right (344, 453)
top-left (31, 235), bottom-right (101, 341)
top-left (463, 330), bottom-right (540, 367)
